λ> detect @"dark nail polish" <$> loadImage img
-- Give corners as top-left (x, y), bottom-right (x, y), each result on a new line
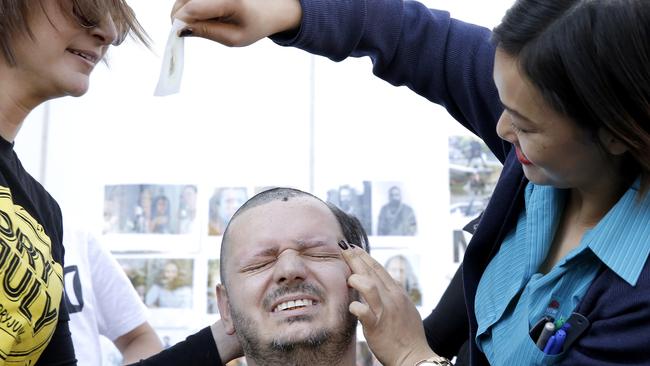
top-left (338, 240), bottom-right (349, 250)
top-left (179, 28), bottom-right (193, 37)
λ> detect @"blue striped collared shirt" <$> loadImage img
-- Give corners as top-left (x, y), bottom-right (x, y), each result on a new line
top-left (474, 180), bottom-right (650, 365)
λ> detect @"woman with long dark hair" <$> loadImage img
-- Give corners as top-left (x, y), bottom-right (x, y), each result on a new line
top-left (171, 0), bottom-right (650, 364)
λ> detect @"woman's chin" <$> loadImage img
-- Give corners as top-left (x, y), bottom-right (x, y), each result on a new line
top-left (522, 165), bottom-right (550, 186)
top-left (522, 167), bottom-right (570, 189)
top-left (60, 77), bottom-right (90, 97)
top-left (66, 83), bottom-right (90, 97)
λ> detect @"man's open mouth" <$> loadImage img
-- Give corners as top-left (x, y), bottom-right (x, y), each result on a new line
top-left (272, 299), bottom-right (315, 312)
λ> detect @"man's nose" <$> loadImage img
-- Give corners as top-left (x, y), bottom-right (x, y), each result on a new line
top-left (272, 250), bottom-right (308, 285)
top-left (91, 14), bottom-right (119, 46)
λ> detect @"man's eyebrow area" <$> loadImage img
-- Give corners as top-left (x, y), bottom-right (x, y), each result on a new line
top-left (295, 239), bottom-right (331, 250)
top-left (247, 239), bottom-right (332, 259)
top-left (249, 247), bottom-right (280, 259)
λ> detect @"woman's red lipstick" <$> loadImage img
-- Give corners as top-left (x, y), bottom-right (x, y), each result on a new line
top-left (515, 147), bottom-right (532, 165)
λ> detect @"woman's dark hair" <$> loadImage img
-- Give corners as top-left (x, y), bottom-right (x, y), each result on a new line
top-left (492, 0), bottom-right (650, 195)
top-left (0, 0), bottom-right (149, 65)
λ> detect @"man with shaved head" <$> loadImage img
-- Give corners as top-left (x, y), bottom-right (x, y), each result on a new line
top-left (215, 187), bottom-right (369, 366)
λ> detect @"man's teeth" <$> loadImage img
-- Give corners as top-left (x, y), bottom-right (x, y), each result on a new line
top-left (273, 299), bottom-right (314, 312)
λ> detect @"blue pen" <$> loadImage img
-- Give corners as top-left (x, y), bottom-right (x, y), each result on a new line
top-left (549, 329), bottom-right (567, 355)
top-left (543, 334), bottom-right (556, 354)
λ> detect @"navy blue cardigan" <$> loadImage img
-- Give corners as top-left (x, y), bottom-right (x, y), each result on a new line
top-left (274, 0), bottom-right (650, 364)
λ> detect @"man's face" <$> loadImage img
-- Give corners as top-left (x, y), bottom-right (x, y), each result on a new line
top-left (218, 188), bottom-right (247, 222)
top-left (163, 262), bottom-right (178, 284)
top-left (218, 197), bottom-right (356, 359)
top-left (388, 187), bottom-right (402, 205)
top-left (155, 198), bottom-right (168, 215)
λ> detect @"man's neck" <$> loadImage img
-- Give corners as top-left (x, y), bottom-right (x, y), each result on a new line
top-left (245, 339), bottom-right (357, 366)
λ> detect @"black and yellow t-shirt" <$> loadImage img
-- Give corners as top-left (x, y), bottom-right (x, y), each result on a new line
top-left (0, 138), bottom-right (74, 365)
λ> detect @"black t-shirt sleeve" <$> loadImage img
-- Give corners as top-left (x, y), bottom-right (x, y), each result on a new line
top-left (128, 327), bottom-right (222, 366)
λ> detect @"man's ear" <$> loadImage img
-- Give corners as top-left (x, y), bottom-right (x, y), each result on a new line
top-left (217, 283), bottom-right (236, 335)
top-left (598, 128), bottom-right (629, 155)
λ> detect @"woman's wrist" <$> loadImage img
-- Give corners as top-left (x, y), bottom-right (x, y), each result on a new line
top-left (265, 0), bottom-right (302, 35)
top-left (413, 355), bottom-right (453, 366)
top-left (398, 344), bottom-right (442, 366)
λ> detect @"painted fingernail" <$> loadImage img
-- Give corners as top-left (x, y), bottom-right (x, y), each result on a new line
top-left (178, 28), bottom-right (193, 37)
top-left (338, 240), bottom-right (349, 250)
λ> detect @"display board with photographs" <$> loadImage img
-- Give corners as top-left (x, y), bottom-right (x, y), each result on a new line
top-left (106, 181), bottom-right (434, 311)
top-left (321, 181), bottom-right (423, 238)
top-left (102, 174), bottom-right (473, 363)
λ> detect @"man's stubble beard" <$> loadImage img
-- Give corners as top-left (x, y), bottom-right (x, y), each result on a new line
top-left (229, 288), bottom-right (358, 366)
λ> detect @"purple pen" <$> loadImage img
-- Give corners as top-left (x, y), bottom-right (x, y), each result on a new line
top-left (543, 334), bottom-right (557, 354)
top-left (549, 329), bottom-right (567, 355)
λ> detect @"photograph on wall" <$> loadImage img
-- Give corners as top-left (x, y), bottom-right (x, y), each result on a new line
top-left (324, 181), bottom-right (372, 235)
top-left (207, 259), bottom-right (220, 314)
top-left (208, 187), bottom-right (249, 236)
top-left (117, 257), bottom-right (194, 309)
top-left (449, 135), bottom-right (503, 262)
top-left (145, 258), bottom-right (194, 309)
top-left (371, 182), bottom-right (417, 237)
top-left (370, 248), bottom-right (422, 307)
top-left (104, 184), bottom-right (198, 235)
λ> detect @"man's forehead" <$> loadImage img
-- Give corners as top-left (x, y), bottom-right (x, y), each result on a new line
top-left (228, 197), bottom-right (341, 246)
top-left (238, 195), bottom-right (330, 220)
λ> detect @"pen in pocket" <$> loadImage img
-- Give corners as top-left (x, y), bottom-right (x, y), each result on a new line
top-left (546, 329), bottom-right (566, 355)
top-left (536, 322), bottom-right (555, 350)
